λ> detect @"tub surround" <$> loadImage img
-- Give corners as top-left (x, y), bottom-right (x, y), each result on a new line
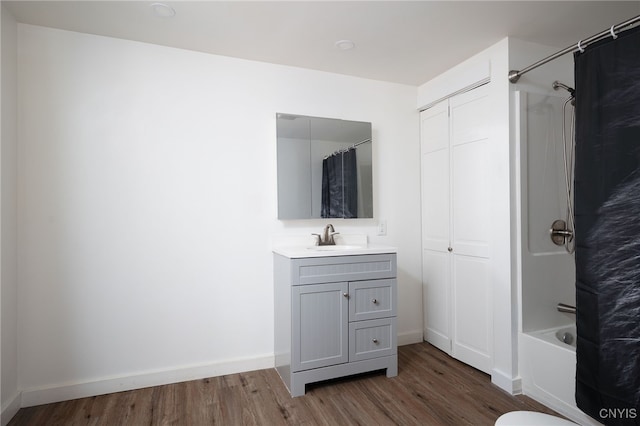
top-left (514, 73), bottom-right (585, 423)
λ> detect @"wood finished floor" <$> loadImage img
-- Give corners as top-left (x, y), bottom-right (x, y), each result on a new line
top-left (9, 342), bottom-right (558, 426)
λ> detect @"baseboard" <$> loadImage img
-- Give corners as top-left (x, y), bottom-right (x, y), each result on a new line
top-left (1, 391), bottom-right (22, 426)
top-left (491, 368), bottom-right (522, 395)
top-left (398, 329), bottom-right (424, 346)
top-left (11, 332), bottom-right (424, 410)
top-left (21, 354), bottom-right (274, 408)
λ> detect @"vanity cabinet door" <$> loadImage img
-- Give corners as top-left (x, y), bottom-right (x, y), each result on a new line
top-left (291, 282), bottom-right (349, 372)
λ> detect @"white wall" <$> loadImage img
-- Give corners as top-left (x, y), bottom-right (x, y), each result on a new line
top-left (1, 4), bottom-right (20, 424)
top-left (16, 24), bottom-right (422, 406)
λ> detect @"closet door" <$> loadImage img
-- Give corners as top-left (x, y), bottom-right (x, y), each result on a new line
top-left (420, 100), bottom-right (451, 354)
top-left (449, 85), bottom-right (492, 374)
top-left (420, 84), bottom-right (493, 375)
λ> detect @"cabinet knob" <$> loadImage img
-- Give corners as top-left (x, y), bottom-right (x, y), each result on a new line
top-left (372, 338), bottom-right (379, 344)
top-left (447, 247), bottom-right (453, 252)
top-left (372, 298), bottom-right (378, 304)
top-left (343, 293), bottom-right (349, 298)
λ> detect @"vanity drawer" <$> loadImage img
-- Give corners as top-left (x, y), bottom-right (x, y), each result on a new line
top-left (349, 318), bottom-right (396, 362)
top-left (349, 279), bottom-right (396, 321)
top-left (291, 254), bottom-right (396, 285)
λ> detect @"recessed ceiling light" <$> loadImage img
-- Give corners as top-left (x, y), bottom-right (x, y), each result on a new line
top-left (150, 3), bottom-right (176, 18)
top-left (335, 40), bottom-right (355, 51)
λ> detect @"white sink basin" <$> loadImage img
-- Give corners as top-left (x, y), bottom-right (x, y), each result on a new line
top-left (272, 234), bottom-right (395, 258)
top-left (307, 245), bottom-right (364, 251)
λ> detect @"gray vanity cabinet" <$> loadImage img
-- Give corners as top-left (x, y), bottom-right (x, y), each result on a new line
top-left (274, 252), bottom-right (398, 397)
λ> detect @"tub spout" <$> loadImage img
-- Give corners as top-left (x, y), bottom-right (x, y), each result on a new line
top-left (557, 303), bottom-right (576, 314)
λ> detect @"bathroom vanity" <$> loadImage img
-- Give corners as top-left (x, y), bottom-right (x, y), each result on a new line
top-left (273, 245), bottom-right (398, 397)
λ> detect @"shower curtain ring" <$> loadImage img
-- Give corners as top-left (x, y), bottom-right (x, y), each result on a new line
top-left (577, 40), bottom-right (585, 53)
top-left (610, 25), bottom-right (618, 39)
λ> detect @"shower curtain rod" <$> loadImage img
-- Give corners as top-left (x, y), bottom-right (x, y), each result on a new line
top-left (508, 14), bottom-right (640, 83)
top-left (351, 138), bottom-right (371, 148)
top-left (324, 138), bottom-right (371, 159)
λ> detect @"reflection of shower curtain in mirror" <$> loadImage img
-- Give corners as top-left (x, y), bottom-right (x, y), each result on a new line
top-left (574, 24), bottom-right (640, 425)
top-left (321, 149), bottom-right (358, 218)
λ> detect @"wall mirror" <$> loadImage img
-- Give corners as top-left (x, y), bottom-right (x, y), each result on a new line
top-left (277, 113), bottom-right (373, 220)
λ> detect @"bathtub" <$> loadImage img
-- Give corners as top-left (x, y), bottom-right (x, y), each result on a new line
top-left (520, 325), bottom-right (602, 425)
top-left (534, 325), bottom-right (576, 348)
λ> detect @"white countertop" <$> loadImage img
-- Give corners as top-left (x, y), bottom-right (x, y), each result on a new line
top-left (272, 234), bottom-right (396, 258)
top-left (273, 244), bottom-right (397, 259)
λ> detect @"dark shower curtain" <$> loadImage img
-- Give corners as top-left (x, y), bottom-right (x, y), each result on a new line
top-left (321, 148), bottom-right (358, 218)
top-left (574, 24), bottom-right (640, 425)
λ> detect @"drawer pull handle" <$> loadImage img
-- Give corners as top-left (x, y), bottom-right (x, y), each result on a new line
top-left (372, 338), bottom-right (379, 344)
top-left (372, 298), bottom-right (378, 304)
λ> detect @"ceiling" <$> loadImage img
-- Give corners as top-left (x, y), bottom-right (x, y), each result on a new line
top-left (4, 1), bottom-right (640, 86)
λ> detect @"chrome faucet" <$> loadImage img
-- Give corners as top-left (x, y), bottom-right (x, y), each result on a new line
top-left (312, 224), bottom-right (339, 246)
